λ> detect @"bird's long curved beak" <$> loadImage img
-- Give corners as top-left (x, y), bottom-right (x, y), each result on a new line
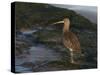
top-left (52, 21), bottom-right (64, 25)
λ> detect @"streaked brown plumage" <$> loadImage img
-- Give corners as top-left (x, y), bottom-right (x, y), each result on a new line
top-left (63, 31), bottom-right (81, 52)
top-left (52, 18), bottom-right (82, 64)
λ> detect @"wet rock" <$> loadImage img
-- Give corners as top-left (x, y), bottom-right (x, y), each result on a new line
top-left (20, 62), bottom-right (35, 68)
top-left (15, 66), bottom-right (32, 73)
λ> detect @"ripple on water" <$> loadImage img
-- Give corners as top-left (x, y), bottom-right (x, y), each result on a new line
top-left (15, 45), bottom-right (62, 72)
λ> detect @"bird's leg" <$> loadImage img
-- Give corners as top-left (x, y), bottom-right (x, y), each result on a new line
top-left (70, 51), bottom-right (75, 63)
top-left (70, 51), bottom-right (84, 64)
top-left (69, 49), bottom-right (80, 64)
top-left (69, 48), bottom-right (75, 63)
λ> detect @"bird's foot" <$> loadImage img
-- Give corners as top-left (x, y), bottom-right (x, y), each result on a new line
top-left (70, 60), bottom-right (80, 64)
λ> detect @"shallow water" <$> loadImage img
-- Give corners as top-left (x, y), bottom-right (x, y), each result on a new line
top-left (15, 41), bottom-right (62, 72)
top-left (22, 30), bottom-right (37, 35)
top-left (29, 46), bottom-right (61, 62)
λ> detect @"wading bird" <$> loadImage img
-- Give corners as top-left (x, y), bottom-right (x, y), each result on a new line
top-left (52, 18), bottom-right (82, 64)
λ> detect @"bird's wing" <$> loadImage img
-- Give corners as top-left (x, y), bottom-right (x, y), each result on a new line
top-left (63, 32), bottom-right (81, 52)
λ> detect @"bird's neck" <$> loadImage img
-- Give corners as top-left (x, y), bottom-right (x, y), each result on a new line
top-left (63, 21), bottom-right (70, 33)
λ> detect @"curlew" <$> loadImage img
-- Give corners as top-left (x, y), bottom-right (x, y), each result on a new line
top-left (52, 18), bottom-right (83, 64)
